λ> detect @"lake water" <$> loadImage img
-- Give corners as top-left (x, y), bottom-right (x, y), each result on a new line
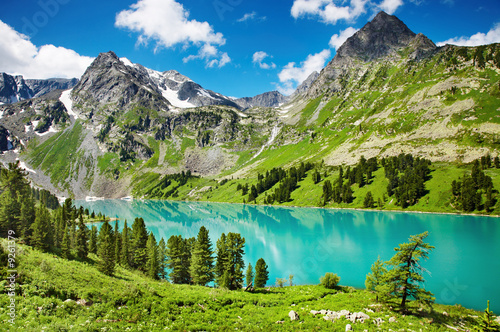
top-left (76, 199), bottom-right (500, 313)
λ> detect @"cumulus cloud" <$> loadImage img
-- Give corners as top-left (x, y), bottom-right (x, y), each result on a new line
top-left (377, 0), bottom-right (404, 14)
top-left (329, 27), bottom-right (359, 50)
top-left (291, 0), bottom-right (367, 25)
top-left (437, 23), bottom-right (500, 47)
top-left (0, 20), bottom-right (93, 79)
top-left (116, 0), bottom-right (229, 67)
top-left (252, 51), bottom-right (276, 69)
top-left (276, 49), bottom-right (331, 95)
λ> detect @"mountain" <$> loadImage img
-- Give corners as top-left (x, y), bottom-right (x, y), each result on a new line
top-left (25, 78), bottom-right (78, 98)
top-left (1, 12), bottom-right (499, 201)
top-left (0, 73), bottom-right (33, 104)
top-left (234, 91), bottom-right (287, 110)
top-left (0, 72), bottom-right (79, 104)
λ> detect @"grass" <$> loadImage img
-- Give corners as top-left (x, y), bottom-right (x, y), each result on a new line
top-left (0, 241), bottom-right (492, 331)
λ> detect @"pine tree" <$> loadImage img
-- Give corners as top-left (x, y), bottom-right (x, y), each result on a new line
top-left (121, 220), bottom-right (131, 267)
top-left (254, 258), bottom-right (269, 288)
top-left (158, 237), bottom-right (168, 280)
top-left (146, 232), bottom-right (159, 279)
top-left (20, 196), bottom-right (36, 243)
top-left (246, 263), bottom-right (254, 287)
top-left (379, 232), bottom-right (435, 311)
top-left (88, 225), bottom-right (98, 255)
top-left (75, 214), bottom-right (88, 260)
top-left (215, 233), bottom-right (229, 287)
top-left (97, 220), bottom-right (115, 276)
top-left (31, 205), bottom-right (52, 252)
top-left (363, 191), bottom-right (375, 208)
top-left (61, 225), bottom-right (71, 259)
top-left (225, 232), bottom-right (245, 290)
top-left (114, 221), bottom-right (121, 264)
top-left (166, 235), bottom-right (192, 284)
top-left (480, 300), bottom-right (500, 332)
top-left (365, 256), bottom-right (387, 302)
top-left (131, 217), bottom-right (148, 270)
top-left (190, 226), bottom-right (214, 286)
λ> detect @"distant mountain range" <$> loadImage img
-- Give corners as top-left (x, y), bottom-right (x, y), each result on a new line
top-left (1, 11), bottom-right (499, 200)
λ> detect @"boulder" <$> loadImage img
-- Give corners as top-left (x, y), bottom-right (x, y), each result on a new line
top-left (345, 324), bottom-right (353, 331)
top-left (289, 310), bottom-right (299, 321)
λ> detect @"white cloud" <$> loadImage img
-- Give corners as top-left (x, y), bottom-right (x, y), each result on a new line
top-left (237, 11), bottom-right (266, 23)
top-left (252, 51), bottom-right (276, 69)
top-left (116, 0), bottom-right (229, 67)
top-left (329, 27), bottom-right (359, 50)
top-left (291, 0), bottom-right (367, 25)
top-left (377, 0), bottom-right (404, 14)
top-left (277, 49), bottom-right (331, 95)
top-left (437, 23), bottom-right (500, 47)
top-left (0, 20), bottom-right (93, 79)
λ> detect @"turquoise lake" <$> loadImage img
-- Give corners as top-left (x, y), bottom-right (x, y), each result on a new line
top-left (76, 199), bottom-right (500, 313)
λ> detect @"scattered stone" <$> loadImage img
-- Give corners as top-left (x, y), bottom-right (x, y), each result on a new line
top-left (364, 308), bottom-right (374, 313)
top-left (289, 310), bottom-right (299, 321)
top-left (389, 316), bottom-right (397, 323)
top-left (443, 311), bottom-right (449, 317)
top-left (323, 315), bottom-right (335, 322)
top-left (275, 321), bottom-right (284, 324)
top-left (495, 316), bottom-right (500, 324)
top-left (63, 299), bottom-right (75, 304)
top-left (373, 317), bottom-right (384, 326)
top-left (310, 310), bottom-right (320, 316)
top-left (320, 309), bottom-right (327, 315)
top-left (345, 323), bottom-right (353, 331)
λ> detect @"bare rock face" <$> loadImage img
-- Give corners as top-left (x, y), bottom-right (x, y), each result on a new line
top-left (235, 91), bottom-right (287, 110)
top-left (0, 73), bottom-right (33, 104)
top-left (336, 11), bottom-right (417, 62)
top-left (306, 11), bottom-right (437, 99)
top-left (25, 78), bottom-right (78, 98)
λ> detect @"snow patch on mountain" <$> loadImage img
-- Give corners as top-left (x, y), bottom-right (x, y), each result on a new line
top-left (60, 89), bottom-right (78, 119)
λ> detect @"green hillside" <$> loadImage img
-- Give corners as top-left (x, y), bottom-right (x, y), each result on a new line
top-left (0, 240), bottom-right (492, 331)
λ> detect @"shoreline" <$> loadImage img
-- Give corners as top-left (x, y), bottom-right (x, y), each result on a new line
top-left (76, 196), bottom-right (500, 219)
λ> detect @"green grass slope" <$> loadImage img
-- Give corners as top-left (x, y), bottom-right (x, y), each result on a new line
top-left (0, 241), bottom-right (492, 331)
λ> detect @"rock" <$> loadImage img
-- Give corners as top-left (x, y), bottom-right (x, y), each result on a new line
top-left (275, 321), bottom-right (284, 324)
top-left (374, 317), bottom-right (384, 326)
top-left (310, 310), bottom-right (320, 316)
top-left (443, 311), bottom-right (449, 317)
top-left (289, 310), bottom-right (299, 321)
top-left (63, 299), bottom-right (75, 304)
top-left (389, 316), bottom-right (397, 323)
top-left (345, 323), bottom-right (353, 331)
top-left (364, 308), bottom-right (374, 313)
top-left (320, 309), bottom-right (327, 315)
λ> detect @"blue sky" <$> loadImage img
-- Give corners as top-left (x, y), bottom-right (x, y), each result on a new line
top-left (1, 0), bottom-right (499, 97)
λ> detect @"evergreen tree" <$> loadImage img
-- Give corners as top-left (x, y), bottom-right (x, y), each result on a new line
top-left (61, 225), bottom-right (71, 259)
top-left (215, 233), bottom-right (229, 286)
top-left (88, 225), bottom-right (98, 255)
top-left (480, 300), bottom-right (500, 332)
top-left (75, 214), bottom-right (88, 260)
top-left (190, 226), bottom-right (214, 286)
top-left (158, 237), bottom-right (168, 280)
top-left (97, 220), bottom-right (115, 276)
top-left (20, 196), bottom-right (36, 243)
top-left (146, 232), bottom-right (159, 280)
top-left (131, 217), bottom-right (148, 270)
top-left (225, 232), bottom-right (245, 290)
top-left (120, 220), bottom-right (131, 267)
top-left (114, 221), bottom-right (121, 264)
top-left (166, 235), bottom-right (193, 284)
top-left (254, 258), bottom-right (269, 288)
top-left (246, 262), bottom-right (254, 287)
top-left (379, 232), bottom-right (435, 311)
top-left (31, 205), bottom-right (52, 252)
top-left (365, 256), bottom-right (387, 302)
top-left (363, 191), bottom-right (375, 208)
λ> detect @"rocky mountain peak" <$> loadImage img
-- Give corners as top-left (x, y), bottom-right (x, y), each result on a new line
top-left (336, 11), bottom-right (417, 61)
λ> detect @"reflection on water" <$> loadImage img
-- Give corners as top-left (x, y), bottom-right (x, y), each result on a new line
top-left (76, 199), bottom-right (500, 312)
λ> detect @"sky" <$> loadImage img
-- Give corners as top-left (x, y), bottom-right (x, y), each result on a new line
top-left (0, 0), bottom-right (499, 97)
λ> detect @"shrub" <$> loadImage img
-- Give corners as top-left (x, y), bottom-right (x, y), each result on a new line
top-left (320, 273), bottom-right (340, 289)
